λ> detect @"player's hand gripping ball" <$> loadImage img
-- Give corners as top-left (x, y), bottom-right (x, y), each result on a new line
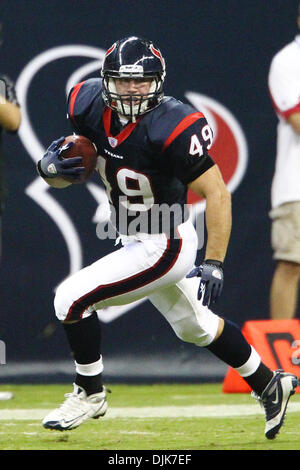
top-left (59, 135), bottom-right (98, 184)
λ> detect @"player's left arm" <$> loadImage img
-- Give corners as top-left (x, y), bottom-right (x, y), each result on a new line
top-left (188, 163), bottom-right (232, 263)
top-left (161, 109), bottom-right (231, 306)
top-left (161, 109), bottom-right (231, 261)
top-left (187, 164), bottom-right (231, 307)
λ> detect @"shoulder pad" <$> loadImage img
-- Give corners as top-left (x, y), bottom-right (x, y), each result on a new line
top-left (148, 97), bottom-right (205, 148)
top-left (67, 78), bottom-right (102, 123)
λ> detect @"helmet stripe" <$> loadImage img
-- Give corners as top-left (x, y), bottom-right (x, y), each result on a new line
top-left (105, 42), bottom-right (117, 57)
top-left (150, 44), bottom-right (165, 67)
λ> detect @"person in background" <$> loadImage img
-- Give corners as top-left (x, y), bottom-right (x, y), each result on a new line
top-left (0, 24), bottom-right (21, 256)
top-left (0, 24), bottom-right (21, 400)
top-left (268, 4), bottom-right (300, 319)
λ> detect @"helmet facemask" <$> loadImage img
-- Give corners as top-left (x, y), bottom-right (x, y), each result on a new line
top-left (103, 75), bottom-right (164, 122)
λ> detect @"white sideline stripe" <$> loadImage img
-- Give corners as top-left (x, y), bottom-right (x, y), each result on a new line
top-left (1, 402), bottom-right (300, 420)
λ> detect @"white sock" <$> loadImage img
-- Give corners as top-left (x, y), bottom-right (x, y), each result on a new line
top-left (75, 356), bottom-right (103, 376)
top-left (234, 346), bottom-right (261, 377)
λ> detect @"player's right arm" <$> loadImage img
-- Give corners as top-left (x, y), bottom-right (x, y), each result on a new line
top-left (37, 79), bottom-right (100, 187)
top-left (36, 136), bottom-right (84, 188)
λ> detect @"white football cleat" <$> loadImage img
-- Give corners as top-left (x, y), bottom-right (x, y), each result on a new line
top-left (42, 383), bottom-right (108, 431)
top-left (252, 369), bottom-right (299, 439)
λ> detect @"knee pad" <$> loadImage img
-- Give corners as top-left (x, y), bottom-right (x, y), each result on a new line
top-left (149, 277), bottom-right (220, 348)
top-left (54, 275), bottom-right (96, 322)
top-left (54, 280), bottom-right (71, 321)
top-left (170, 311), bottom-right (219, 347)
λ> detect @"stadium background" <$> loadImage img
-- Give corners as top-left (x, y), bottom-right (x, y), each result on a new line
top-left (0, 0), bottom-right (299, 383)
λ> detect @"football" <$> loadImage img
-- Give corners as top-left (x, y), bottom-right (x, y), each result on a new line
top-left (59, 135), bottom-right (98, 183)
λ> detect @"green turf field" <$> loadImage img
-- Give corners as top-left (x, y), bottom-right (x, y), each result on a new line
top-left (0, 383), bottom-right (299, 451)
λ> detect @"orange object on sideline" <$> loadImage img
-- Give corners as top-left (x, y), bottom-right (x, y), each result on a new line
top-left (222, 319), bottom-right (300, 393)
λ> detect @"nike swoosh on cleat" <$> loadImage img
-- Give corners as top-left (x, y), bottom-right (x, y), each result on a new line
top-left (60, 413), bottom-right (86, 426)
top-left (44, 412), bottom-right (87, 429)
top-left (271, 388), bottom-right (279, 405)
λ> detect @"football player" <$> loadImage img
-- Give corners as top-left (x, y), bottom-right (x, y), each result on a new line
top-left (37, 37), bottom-right (298, 439)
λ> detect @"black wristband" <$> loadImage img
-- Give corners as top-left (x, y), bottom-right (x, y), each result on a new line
top-left (204, 259), bottom-right (223, 268)
top-left (36, 160), bottom-right (48, 178)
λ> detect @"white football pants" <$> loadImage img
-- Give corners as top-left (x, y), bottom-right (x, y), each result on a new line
top-left (54, 220), bottom-right (220, 347)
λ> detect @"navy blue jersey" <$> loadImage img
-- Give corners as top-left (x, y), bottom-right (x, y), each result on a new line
top-left (67, 78), bottom-right (215, 235)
